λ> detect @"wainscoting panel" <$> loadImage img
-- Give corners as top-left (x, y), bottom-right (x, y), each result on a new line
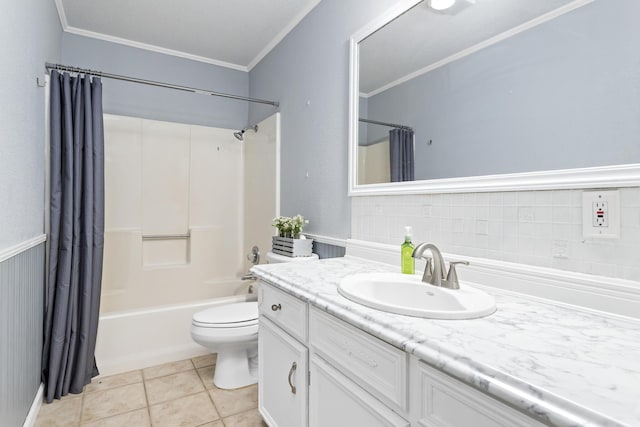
top-left (313, 241), bottom-right (346, 259)
top-left (0, 241), bottom-right (45, 426)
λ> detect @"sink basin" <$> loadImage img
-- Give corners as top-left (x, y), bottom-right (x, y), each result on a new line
top-left (338, 273), bottom-right (496, 320)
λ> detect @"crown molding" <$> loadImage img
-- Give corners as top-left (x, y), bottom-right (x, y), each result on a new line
top-left (247, 0), bottom-right (322, 71)
top-left (54, 0), bottom-right (321, 73)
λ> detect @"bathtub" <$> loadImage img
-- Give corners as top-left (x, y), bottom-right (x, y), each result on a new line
top-left (94, 293), bottom-right (255, 376)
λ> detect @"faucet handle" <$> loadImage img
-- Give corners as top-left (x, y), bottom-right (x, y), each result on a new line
top-left (420, 258), bottom-right (434, 284)
top-left (444, 261), bottom-right (469, 290)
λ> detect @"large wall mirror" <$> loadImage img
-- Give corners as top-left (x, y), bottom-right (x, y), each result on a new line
top-left (348, 0), bottom-right (640, 195)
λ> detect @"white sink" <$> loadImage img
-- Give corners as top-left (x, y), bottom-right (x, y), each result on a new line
top-left (338, 273), bottom-right (496, 320)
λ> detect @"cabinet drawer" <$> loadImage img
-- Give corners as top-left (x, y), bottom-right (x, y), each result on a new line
top-left (309, 307), bottom-right (408, 413)
top-left (259, 282), bottom-right (308, 343)
top-left (413, 358), bottom-right (544, 427)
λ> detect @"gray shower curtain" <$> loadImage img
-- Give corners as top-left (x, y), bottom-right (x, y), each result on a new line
top-left (389, 128), bottom-right (415, 182)
top-left (42, 70), bottom-right (105, 402)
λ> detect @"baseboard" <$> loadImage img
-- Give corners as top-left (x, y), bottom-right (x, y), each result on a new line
top-left (346, 239), bottom-right (640, 320)
top-left (22, 383), bottom-right (44, 427)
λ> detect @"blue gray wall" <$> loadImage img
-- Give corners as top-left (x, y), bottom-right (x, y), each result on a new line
top-left (0, 0), bottom-right (61, 424)
top-left (61, 33), bottom-right (252, 130)
top-left (0, 0), bottom-right (61, 250)
top-left (249, 0), bottom-right (399, 239)
top-left (365, 0), bottom-right (640, 180)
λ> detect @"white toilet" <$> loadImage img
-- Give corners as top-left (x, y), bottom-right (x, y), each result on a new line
top-left (190, 251), bottom-right (318, 389)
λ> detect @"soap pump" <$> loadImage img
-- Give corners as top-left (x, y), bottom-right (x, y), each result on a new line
top-left (401, 226), bottom-right (415, 274)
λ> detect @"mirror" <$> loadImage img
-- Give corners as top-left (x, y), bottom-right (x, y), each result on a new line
top-left (349, 0), bottom-right (640, 194)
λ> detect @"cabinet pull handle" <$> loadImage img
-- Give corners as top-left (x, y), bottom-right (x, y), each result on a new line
top-left (271, 303), bottom-right (281, 311)
top-left (287, 362), bottom-right (297, 394)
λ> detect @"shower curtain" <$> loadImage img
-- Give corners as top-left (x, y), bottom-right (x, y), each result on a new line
top-left (389, 128), bottom-right (415, 182)
top-left (42, 70), bottom-right (105, 402)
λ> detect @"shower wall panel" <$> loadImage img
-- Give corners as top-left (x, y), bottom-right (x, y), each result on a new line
top-left (102, 114), bottom-right (244, 313)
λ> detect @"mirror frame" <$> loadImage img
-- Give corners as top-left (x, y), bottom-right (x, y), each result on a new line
top-left (348, 0), bottom-right (640, 196)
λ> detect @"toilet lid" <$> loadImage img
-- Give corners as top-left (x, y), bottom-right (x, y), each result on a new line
top-left (193, 302), bottom-right (258, 326)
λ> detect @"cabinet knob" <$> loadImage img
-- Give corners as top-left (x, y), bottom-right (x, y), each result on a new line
top-left (271, 303), bottom-right (282, 311)
top-left (288, 361), bottom-right (297, 394)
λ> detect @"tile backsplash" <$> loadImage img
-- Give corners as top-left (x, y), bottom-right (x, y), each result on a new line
top-left (351, 188), bottom-right (640, 282)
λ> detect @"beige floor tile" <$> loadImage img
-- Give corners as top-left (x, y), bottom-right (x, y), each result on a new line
top-left (145, 369), bottom-right (205, 405)
top-left (85, 370), bottom-right (142, 394)
top-left (196, 365), bottom-right (215, 390)
top-left (222, 408), bottom-right (267, 427)
top-left (149, 392), bottom-right (219, 427)
top-left (81, 383), bottom-right (146, 423)
top-left (35, 396), bottom-right (83, 427)
top-left (80, 408), bottom-right (150, 427)
top-left (142, 358), bottom-right (194, 380)
top-left (192, 353), bottom-right (217, 368)
top-left (208, 384), bottom-right (258, 418)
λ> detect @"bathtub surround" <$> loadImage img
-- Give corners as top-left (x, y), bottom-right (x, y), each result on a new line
top-left (102, 115), bottom-right (245, 312)
top-left (352, 188), bottom-right (640, 283)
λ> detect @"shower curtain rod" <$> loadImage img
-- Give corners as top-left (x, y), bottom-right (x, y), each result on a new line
top-left (359, 117), bottom-right (413, 131)
top-left (45, 62), bottom-right (279, 107)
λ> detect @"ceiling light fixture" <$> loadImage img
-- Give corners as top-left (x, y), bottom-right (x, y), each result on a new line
top-left (429, 0), bottom-right (456, 10)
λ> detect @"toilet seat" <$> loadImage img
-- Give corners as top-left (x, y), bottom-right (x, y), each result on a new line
top-left (192, 302), bottom-right (258, 329)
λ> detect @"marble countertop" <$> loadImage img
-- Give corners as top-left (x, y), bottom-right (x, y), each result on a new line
top-left (251, 256), bottom-right (640, 427)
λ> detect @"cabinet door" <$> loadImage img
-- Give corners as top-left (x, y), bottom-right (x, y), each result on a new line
top-left (411, 358), bottom-right (544, 427)
top-left (259, 316), bottom-right (308, 427)
top-left (309, 355), bottom-right (410, 427)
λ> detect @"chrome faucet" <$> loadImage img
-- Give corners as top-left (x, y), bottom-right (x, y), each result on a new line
top-left (411, 243), bottom-right (469, 289)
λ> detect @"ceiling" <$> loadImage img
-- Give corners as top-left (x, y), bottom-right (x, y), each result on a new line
top-left (55, 0), bottom-right (322, 71)
top-left (359, 0), bottom-right (589, 95)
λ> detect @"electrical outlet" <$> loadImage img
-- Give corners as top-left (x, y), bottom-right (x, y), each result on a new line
top-left (592, 201), bottom-right (608, 227)
top-left (582, 190), bottom-right (620, 239)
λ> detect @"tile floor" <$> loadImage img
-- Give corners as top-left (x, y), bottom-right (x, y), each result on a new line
top-left (35, 354), bottom-right (267, 427)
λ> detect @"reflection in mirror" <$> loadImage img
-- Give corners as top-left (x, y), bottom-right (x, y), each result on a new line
top-left (354, 0), bottom-right (640, 188)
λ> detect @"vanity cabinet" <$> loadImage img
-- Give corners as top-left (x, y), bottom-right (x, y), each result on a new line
top-left (258, 281), bottom-right (543, 427)
top-left (259, 317), bottom-right (308, 427)
top-left (258, 284), bottom-right (309, 427)
top-left (309, 354), bottom-right (410, 427)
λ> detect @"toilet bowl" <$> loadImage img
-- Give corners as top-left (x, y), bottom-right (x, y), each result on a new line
top-left (191, 251), bottom-right (318, 389)
top-left (191, 302), bottom-right (259, 389)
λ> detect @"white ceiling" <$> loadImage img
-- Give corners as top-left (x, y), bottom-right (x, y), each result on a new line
top-left (55, 0), bottom-right (322, 71)
top-left (359, 0), bottom-right (590, 95)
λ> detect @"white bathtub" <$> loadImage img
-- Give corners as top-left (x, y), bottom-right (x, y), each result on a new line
top-left (94, 293), bottom-right (254, 376)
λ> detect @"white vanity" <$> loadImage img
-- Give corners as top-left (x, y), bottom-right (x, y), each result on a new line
top-left (253, 256), bottom-right (640, 427)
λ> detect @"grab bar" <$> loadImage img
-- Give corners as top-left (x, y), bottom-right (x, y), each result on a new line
top-left (141, 233), bottom-right (190, 240)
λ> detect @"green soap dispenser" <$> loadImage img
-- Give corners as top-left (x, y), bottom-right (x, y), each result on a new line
top-left (401, 226), bottom-right (415, 274)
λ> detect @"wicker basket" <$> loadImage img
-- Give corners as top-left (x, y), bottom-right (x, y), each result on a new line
top-left (271, 236), bottom-right (314, 257)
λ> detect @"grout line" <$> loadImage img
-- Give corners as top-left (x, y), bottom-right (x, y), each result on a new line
top-left (142, 377), bottom-right (152, 425)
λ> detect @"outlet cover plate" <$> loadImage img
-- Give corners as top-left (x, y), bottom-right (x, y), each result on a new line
top-left (582, 190), bottom-right (620, 239)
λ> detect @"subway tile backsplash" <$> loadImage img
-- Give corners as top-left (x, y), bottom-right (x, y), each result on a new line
top-left (351, 188), bottom-right (640, 282)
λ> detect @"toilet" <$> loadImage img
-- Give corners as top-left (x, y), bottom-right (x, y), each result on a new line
top-left (190, 251), bottom-right (318, 389)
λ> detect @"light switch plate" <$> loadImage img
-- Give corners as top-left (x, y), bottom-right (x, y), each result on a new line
top-left (582, 190), bottom-right (620, 239)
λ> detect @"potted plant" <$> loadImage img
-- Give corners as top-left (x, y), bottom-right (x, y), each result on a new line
top-left (272, 215), bottom-right (313, 257)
